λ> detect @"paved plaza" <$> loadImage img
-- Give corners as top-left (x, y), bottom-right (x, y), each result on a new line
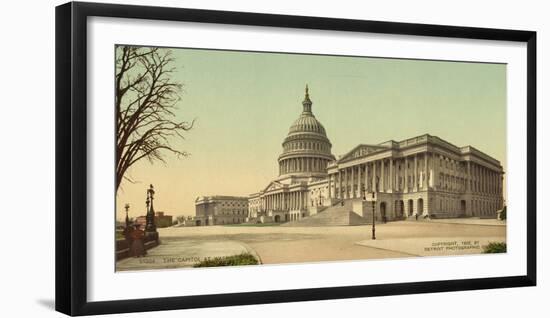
top-left (116, 219), bottom-right (506, 271)
top-left (116, 240), bottom-right (258, 271)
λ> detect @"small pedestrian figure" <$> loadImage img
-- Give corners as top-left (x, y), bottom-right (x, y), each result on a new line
top-left (341, 200), bottom-right (344, 206)
top-left (130, 224), bottom-right (146, 257)
top-left (415, 214), bottom-right (418, 221)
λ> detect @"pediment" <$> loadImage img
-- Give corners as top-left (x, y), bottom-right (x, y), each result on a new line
top-left (339, 144), bottom-right (386, 161)
top-left (263, 181), bottom-right (285, 193)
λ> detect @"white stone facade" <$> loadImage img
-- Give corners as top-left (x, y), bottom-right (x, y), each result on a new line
top-left (199, 86), bottom-right (505, 224)
top-left (326, 135), bottom-right (504, 221)
top-left (195, 196), bottom-right (249, 225)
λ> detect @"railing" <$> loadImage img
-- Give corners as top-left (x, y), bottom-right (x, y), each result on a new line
top-left (115, 232), bottom-right (159, 261)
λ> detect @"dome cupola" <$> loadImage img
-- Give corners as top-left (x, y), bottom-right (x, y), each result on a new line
top-left (278, 85), bottom-right (335, 177)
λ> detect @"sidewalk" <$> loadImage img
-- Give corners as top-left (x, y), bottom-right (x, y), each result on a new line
top-left (356, 236), bottom-right (505, 257)
top-left (116, 238), bottom-right (260, 272)
top-left (416, 218), bottom-right (506, 226)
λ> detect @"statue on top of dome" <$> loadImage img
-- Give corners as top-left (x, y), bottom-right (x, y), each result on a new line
top-left (303, 84), bottom-right (312, 113)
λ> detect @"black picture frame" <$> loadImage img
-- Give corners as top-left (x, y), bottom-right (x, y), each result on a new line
top-left (55, 1), bottom-right (537, 316)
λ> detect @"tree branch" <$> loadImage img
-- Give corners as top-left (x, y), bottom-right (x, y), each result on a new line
top-left (115, 46), bottom-right (194, 191)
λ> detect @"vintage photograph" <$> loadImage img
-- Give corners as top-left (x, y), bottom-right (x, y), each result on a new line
top-left (114, 45), bottom-right (507, 271)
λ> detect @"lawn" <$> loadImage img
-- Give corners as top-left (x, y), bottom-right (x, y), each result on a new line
top-left (193, 253), bottom-right (259, 267)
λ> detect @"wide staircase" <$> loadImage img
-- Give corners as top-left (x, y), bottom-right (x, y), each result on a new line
top-left (281, 200), bottom-right (369, 227)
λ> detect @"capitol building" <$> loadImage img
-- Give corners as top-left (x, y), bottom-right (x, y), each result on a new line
top-left (196, 86), bottom-right (505, 226)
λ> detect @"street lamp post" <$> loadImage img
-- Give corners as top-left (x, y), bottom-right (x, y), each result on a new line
top-left (144, 184), bottom-right (159, 246)
top-left (145, 184), bottom-right (157, 233)
top-left (124, 203), bottom-right (130, 228)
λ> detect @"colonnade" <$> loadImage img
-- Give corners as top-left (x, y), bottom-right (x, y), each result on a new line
top-left (262, 190), bottom-right (306, 211)
top-left (279, 157), bottom-right (328, 175)
top-left (327, 152), bottom-right (503, 200)
top-left (328, 153), bottom-right (432, 199)
top-left (466, 161), bottom-right (503, 196)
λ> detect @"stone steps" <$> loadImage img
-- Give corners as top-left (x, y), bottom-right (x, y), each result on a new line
top-left (281, 201), bottom-right (369, 226)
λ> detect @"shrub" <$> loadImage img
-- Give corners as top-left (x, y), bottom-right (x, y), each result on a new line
top-left (483, 242), bottom-right (506, 253)
top-left (193, 253), bottom-right (259, 267)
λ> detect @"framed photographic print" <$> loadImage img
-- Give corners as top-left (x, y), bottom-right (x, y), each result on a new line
top-left (55, 1), bottom-right (536, 316)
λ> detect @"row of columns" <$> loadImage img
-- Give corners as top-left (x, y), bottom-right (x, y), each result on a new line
top-left (284, 141), bottom-right (328, 152)
top-left (263, 191), bottom-right (306, 211)
top-left (329, 153), bottom-right (432, 200)
top-left (466, 161), bottom-right (502, 196)
top-left (280, 157), bottom-right (327, 175)
top-left (437, 156), bottom-right (466, 193)
top-left (328, 153), bottom-right (503, 200)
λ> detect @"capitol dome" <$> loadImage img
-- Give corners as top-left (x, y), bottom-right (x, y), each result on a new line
top-left (288, 112), bottom-right (327, 135)
top-left (278, 85), bottom-right (335, 177)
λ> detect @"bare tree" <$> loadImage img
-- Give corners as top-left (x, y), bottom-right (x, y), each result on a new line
top-left (115, 46), bottom-right (194, 191)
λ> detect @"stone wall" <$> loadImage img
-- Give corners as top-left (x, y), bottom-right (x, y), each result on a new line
top-left (115, 233), bottom-right (159, 261)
